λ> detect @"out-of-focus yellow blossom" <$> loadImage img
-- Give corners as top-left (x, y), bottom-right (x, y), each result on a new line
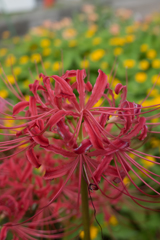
top-left (52, 62), bottom-right (62, 71)
top-left (100, 61), bottom-right (108, 70)
top-left (109, 37), bottom-right (125, 46)
top-left (151, 75), bottom-right (160, 85)
top-left (40, 39), bottom-right (51, 48)
top-left (140, 44), bottom-right (148, 52)
top-left (123, 59), bottom-right (135, 68)
top-left (151, 118), bottom-right (159, 123)
top-left (31, 53), bottom-right (41, 63)
top-left (93, 98), bottom-right (103, 107)
top-left (125, 25), bottom-right (135, 34)
top-left (0, 89), bottom-right (8, 98)
top-left (123, 176), bottom-right (130, 185)
top-left (23, 80), bottom-right (30, 88)
top-left (62, 28), bottom-right (77, 39)
top-left (135, 72), bottom-right (147, 83)
top-left (54, 39), bottom-right (61, 47)
top-left (85, 25), bottom-right (97, 38)
top-left (114, 47), bottom-right (123, 56)
top-left (2, 31), bottom-right (10, 39)
top-left (24, 95), bottom-right (30, 101)
top-left (147, 88), bottom-right (159, 96)
top-left (150, 137), bottom-right (160, 148)
top-left (80, 59), bottom-right (89, 69)
top-left (147, 49), bottom-right (157, 59)
top-left (43, 61), bottom-right (51, 69)
top-left (19, 55), bottom-right (29, 65)
top-left (152, 59), bottom-right (160, 69)
top-left (42, 48), bottom-right (51, 56)
top-left (90, 49), bottom-right (105, 62)
top-left (13, 67), bottom-right (21, 76)
top-left (0, 48), bottom-right (8, 57)
top-left (139, 60), bottom-right (149, 70)
top-left (5, 54), bottom-right (16, 67)
top-left (13, 37), bottom-right (20, 44)
top-left (112, 78), bottom-right (120, 88)
top-left (70, 76), bottom-right (76, 83)
top-left (109, 215), bottom-right (118, 226)
top-left (80, 225), bottom-right (98, 240)
top-left (4, 116), bottom-right (15, 128)
top-left (125, 35), bottom-right (135, 43)
top-left (85, 29), bottom-right (95, 38)
top-left (92, 37), bottom-right (101, 45)
top-left (68, 39), bottom-right (77, 47)
top-left (7, 75), bottom-right (15, 84)
top-left (141, 156), bottom-right (156, 167)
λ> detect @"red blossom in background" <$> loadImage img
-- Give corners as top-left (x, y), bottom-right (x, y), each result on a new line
top-left (1, 68), bottom-right (160, 238)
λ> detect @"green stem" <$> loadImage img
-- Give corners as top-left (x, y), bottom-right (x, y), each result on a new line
top-left (81, 174), bottom-right (91, 240)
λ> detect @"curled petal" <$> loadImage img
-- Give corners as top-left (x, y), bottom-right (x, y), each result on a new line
top-left (13, 101), bottom-right (29, 116)
top-left (86, 69), bottom-right (108, 109)
top-left (76, 69), bottom-right (86, 110)
top-left (74, 139), bottom-right (92, 154)
top-left (115, 83), bottom-right (127, 103)
top-left (26, 148), bottom-right (41, 168)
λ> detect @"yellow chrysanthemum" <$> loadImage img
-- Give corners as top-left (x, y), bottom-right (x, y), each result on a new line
top-left (85, 29), bottom-right (96, 38)
top-left (90, 49), bottom-right (105, 62)
top-left (123, 59), bottom-right (135, 68)
top-left (125, 34), bottom-right (135, 43)
top-left (80, 225), bottom-right (98, 240)
top-left (113, 47), bottom-right (123, 56)
top-left (139, 60), bottom-right (149, 70)
top-left (13, 37), bottom-right (20, 44)
top-left (40, 39), bottom-right (51, 48)
top-left (13, 67), bottom-right (21, 76)
top-left (135, 72), bottom-right (147, 83)
top-left (151, 75), bottom-right (160, 85)
top-left (0, 48), bottom-right (8, 57)
top-left (92, 37), bottom-right (102, 45)
top-left (5, 54), bottom-right (16, 67)
top-left (2, 31), bottom-right (10, 39)
top-left (147, 49), bottom-right (157, 59)
top-left (42, 48), bottom-right (51, 56)
top-left (19, 55), bottom-right (29, 65)
top-left (4, 116), bottom-right (15, 128)
top-left (140, 44), bottom-right (148, 52)
top-left (100, 61), bottom-right (108, 70)
top-left (0, 89), bottom-right (8, 98)
top-left (54, 39), bottom-right (61, 47)
top-left (7, 75), bottom-right (15, 84)
top-left (80, 59), bottom-right (89, 69)
top-left (43, 61), bottom-right (51, 69)
top-left (31, 53), bottom-right (41, 63)
top-left (109, 215), bottom-right (118, 226)
top-left (152, 59), bottom-right (160, 69)
top-left (109, 37), bottom-right (125, 46)
top-left (68, 40), bottom-right (77, 47)
top-left (52, 62), bottom-right (62, 71)
top-left (141, 156), bottom-right (156, 167)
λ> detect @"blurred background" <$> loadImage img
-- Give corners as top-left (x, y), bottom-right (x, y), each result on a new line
top-left (1, 0), bottom-right (160, 240)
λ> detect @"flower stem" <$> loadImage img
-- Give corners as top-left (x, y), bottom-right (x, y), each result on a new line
top-left (81, 174), bottom-right (91, 240)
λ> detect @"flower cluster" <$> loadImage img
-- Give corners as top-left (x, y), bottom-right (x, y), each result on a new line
top-left (1, 68), bottom-right (160, 206)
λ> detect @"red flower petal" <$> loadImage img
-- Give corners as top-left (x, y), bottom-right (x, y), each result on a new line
top-left (86, 69), bottom-right (108, 109)
top-left (13, 101), bottom-right (29, 116)
top-left (26, 148), bottom-right (41, 168)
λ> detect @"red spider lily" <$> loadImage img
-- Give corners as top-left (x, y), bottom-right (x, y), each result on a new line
top-left (1, 67), bottom-right (160, 213)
